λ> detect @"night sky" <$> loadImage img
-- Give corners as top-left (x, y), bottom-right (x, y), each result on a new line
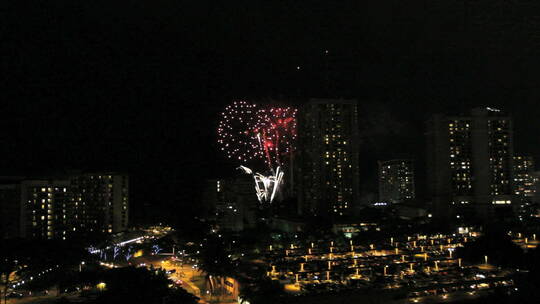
top-left (2, 1), bottom-right (540, 224)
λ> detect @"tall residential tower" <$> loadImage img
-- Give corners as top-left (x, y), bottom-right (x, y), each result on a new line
top-left (297, 98), bottom-right (360, 218)
top-left (378, 159), bottom-right (415, 204)
top-left (426, 107), bottom-right (514, 220)
top-left (0, 172), bottom-right (129, 240)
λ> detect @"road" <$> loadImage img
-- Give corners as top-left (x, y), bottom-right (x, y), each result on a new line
top-left (140, 255), bottom-right (238, 304)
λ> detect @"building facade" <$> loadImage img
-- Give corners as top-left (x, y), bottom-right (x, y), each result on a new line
top-left (70, 173), bottom-right (129, 235)
top-left (513, 156), bottom-right (536, 199)
top-left (513, 156), bottom-right (537, 220)
top-left (297, 98), bottom-right (360, 218)
top-left (202, 177), bottom-right (258, 232)
top-left (426, 107), bottom-right (515, 220)
top-left (378, 159), bottom-right (415, 204)
top-left (0, 172), bottom-right (129, 240)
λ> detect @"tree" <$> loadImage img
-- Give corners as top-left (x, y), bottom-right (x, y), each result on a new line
top-left (455, 227), bottom-right (525, 267)
top-left (197, 235), bottom-right (235, 301)
top-left (96, 267), bottom-right (198, 304)
top-left (3, 239), bottom-right (92, 298)
top-left (238, 278), bottom-right (286, 304)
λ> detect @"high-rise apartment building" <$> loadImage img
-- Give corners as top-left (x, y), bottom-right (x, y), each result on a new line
top-left (0, 172), bottom-right (129, 240)
top-left (426, 107), bottom-right (515, 220)
top-left (70, 173), bottom-right (129, 235)
top-left (513, 156), bottom-right (536, 199)
top-left (297, 98), bottom-right (360, 218)
top-left (378, 159), bottom-right (415, 204)
top-left (513, 156), bottom-right (537, 219)
top-left (202, 177), bottom-right (257, 232)
top-left (20, 179), bottom-right (72, 240)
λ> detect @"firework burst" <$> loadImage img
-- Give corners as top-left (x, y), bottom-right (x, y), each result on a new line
top-left (217, 101), bottom-right (262, 163)
top-left (218, 101), bottom-right (297, 204)
top-left (254, 106), bottom-right (298, 167)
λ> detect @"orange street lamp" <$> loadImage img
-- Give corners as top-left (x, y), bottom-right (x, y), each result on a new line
top-left (484, 255), bottom-right (488, 264)
top-left (458, 258), bottom-right (462, 267)
top-left (384, 265), bottom-right (388, 276)
top-left (424, 253), bottom-right (428, 261)
top-left (401, 255), bottom-right (406, 263)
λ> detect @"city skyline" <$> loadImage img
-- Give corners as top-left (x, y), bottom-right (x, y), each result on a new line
top-left (2, 2), bottom-right (540, 304)
top-left (4, 2), bottom-right (540, 224)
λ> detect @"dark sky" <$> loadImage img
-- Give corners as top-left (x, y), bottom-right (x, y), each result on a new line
top-left (2, 1), bottom-right (540, 223)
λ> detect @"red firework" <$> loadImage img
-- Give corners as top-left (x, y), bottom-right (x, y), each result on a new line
top-left (218, 101), bottom-right (297, 169)
top-left (254, 106), bottom-right (297, 167)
